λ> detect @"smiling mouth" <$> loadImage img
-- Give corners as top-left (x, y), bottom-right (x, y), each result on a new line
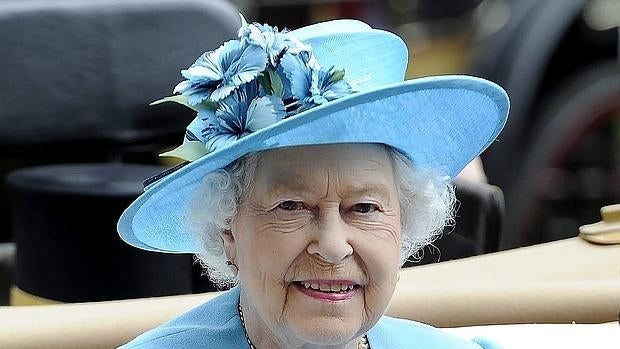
top-left (294, 281), bottom-right (361, 301)
top-left (297, 281), bottom-right (359, 293)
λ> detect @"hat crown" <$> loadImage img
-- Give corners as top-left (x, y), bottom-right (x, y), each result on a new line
top-left (290, 20), bottom-right (409, 91)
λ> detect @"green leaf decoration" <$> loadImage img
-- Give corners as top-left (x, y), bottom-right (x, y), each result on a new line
top-left (202, 101), bottom-right (219, 111)
top-left (159, 141), bottom-right (209, 161)
top-left (329, 69), bottom-right (345, 84)
top-left (258, 72), bottom-right (271, 94)
top-left (239, 13), bottom-right (249, 27)
top-left (267, 69), bottom-right (284, 98)
top-left (150, 95), bottom-right (199, 112)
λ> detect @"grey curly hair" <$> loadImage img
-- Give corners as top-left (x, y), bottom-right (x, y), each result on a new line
top-left (186, 145), bottom-right (456, 288)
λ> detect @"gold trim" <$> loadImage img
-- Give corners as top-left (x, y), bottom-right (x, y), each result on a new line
top-left (10, 285), bottom-right (62, 306)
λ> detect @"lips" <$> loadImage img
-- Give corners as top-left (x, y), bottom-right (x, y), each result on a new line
top-left (294, 280), bottom-right (360, 301)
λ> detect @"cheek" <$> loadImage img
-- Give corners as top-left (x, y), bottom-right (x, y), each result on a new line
top-left (355, 221), bottom-right (401, 295)
top-left (235, 220), bottom-right (313, 323)
top-left (357, 233), bottom-right (400, 281)
top-left (236, 219), bottom-right (312, 286)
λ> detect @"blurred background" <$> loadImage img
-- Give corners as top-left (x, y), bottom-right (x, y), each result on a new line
top-left (0, 0), bottom-right (618, 306)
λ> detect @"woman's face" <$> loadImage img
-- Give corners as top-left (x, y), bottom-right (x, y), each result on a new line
top-left (224, 144), bottom-right (402, 347)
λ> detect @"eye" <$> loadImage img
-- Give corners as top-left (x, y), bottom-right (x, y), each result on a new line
top-left (351, 203), bottom-right (379, 214)
top-left (277, 200), bottom-right (305, 211)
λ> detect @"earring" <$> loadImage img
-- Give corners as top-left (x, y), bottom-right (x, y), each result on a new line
top-left (226, 260), bottom-right (239, 277)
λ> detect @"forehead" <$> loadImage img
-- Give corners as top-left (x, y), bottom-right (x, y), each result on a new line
top-left (253, 144), bottom-right (397, 192)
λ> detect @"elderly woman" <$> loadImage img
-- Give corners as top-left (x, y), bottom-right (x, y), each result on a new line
top-left (117, 16), bottom-right (508, 349)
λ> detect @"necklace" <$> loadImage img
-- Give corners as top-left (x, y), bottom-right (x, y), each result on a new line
top-left (238, 303), bottom-right (370, 349)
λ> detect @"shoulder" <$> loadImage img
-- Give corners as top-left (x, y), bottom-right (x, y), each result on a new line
top-left (118, 287), bottom-right (247, 349)
top-left (369, 316), bottom-right (501, 349)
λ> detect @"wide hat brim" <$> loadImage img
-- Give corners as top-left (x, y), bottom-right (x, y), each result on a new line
top-left (118, 74), bottom-right (509, 253)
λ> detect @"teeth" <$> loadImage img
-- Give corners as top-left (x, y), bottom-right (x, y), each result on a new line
top-left (319, 284), bottom-right (331, 291)
top-left (300, 282), bottom-right (356, 292)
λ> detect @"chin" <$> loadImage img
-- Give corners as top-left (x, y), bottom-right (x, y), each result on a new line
top-left (287, 316), bottom-right (362, 346)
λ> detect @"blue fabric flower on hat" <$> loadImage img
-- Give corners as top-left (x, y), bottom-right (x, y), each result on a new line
top-left (173, 39), bottom-right (269, 105)
top-left (238, 15), bottom-right (310, 67)
top-left (308, 65), bottom-right (352, 105)
top-left (203, 82), bottom-right (285, 152)
top-left (157, 14), bottom-right (353, 162)
top-left (280, 52), bottom-right (352, 112)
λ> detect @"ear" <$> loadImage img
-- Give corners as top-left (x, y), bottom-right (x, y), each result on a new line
top-left (220, 229), bottom-right (237, 263)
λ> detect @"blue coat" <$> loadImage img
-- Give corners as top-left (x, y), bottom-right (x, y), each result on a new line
top-left (119, 287), bottom-right (500, 348)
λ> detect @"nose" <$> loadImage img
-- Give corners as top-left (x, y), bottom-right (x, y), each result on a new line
top-left (306, 208), bottom-right (353, 263)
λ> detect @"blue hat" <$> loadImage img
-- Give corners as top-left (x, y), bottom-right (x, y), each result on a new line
top-left (118, 17), bottom-right (509, 253)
